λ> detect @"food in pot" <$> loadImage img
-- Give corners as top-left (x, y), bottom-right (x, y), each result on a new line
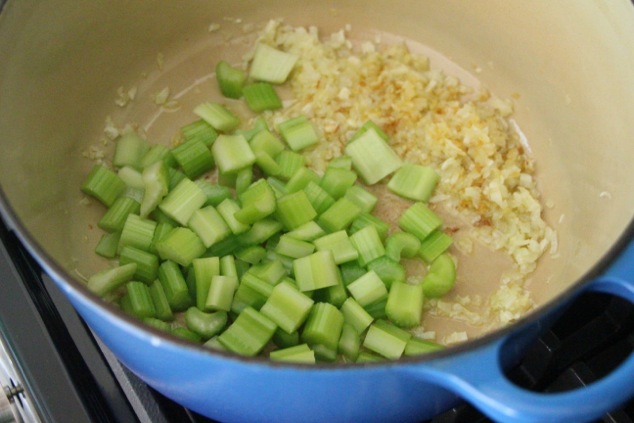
top-left (79, 20), bottom-right (556, 362)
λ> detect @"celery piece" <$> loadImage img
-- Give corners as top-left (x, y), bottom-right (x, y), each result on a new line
top-left (235, 246), bottom-right (267, 265)
top-left (385, 232), bottom-right (421, 262)
top-left (203, 336), bottom-right (227, 351)
top-left (356, 351), bottom-right (383, 363)
top-left (319, 167), bottom-right (357, 199)
top-left (303, 181), bottom-right (335, 215)
top-left (194, 102), bottom-right (240, 133)
top-left (216, 60), bottom-right (246, 99)
top-left (181, 119), bottom-right (219, 148)
top-left (206, 275), bottom-right (238, 312)
top-left (87, 263), bottom-right (137, 296)
top-left (235, 166), bottom-right (253, 197)
top-left (385, 281), bottom-right (423, 328)
top-left (404, 337), bottom-right (445, 356)
top-left (155, 227), bottom-right (205, 267)
top-left (195, 181), bottom-right (230, 208)
top-left (366, 256), bottom-right (405, 289)
top-left (158, 260), bottom-right (192, 312)
top-left (149, 279), bottom-right (173, 321)
top-left (422, 254), bottom-right (457, 298)
top-left (121, 187), bottom-right (144, 204)
top-left (350, 120), bottom-right (389, 142)
top-left (349, 225), bottom-right (385, 267)
top-left (255, 152), bottom-right (282, 177)
top-left (185, 307), bottom-right (228, 340)
top-left (344, 185), bottom-right (378, 213)
top-left (363, 320), bottom-right (412, 360)
top-left (328, 155), bottom-right (353, 170)
top-left (345, 128), bottom-right (402, 185)
top-left (118, 166), bottom-right (145, 189)
top-left (211, 134), bottom-right (256, 175)
top-left (275, 150), bottom-right (305, 181)
top-left (275, 235), bottom-right (315, 259)
top-left (270, 344), bottom-right (315, 364)
top-left (261, 280), bottom-right (315, 333)
top-left (81, 164), bottom-right (126, 207)
top-left (387, 163), bottom-right (439, 202)
top-left (171, 139), bottom-right (214, 180)
top-left (346, 271), bottom-right (388, 307)
top-left (98, 197), bottom-right (140, 233)
top-left (119, 246), bottom-right (159, 284)
top-left (113, 132), bottom-right (148, 170)
top-left (188, 206), bottom-right (231, 248)
top-left (285, 221), bottom-right (326, 242)
top-left (218, 307), bottom-right (277, 356)
top-left (249, 43), bottom-right (298, 84)
top-left (278, 116), bottom-right (319, 151)
top-left (220, 255), bottom-right (238, 277)
top-left (273, 327), bottom-right (300, 349)
top-left (301, 302), bottom-right (344, 353)
top-left (292, 250), bottom-right (339, 292)
top-left (314, 268), bottom-right (348, 308)
top-left (140, 144), bottom-right (176, 169)
top-left (339, 297), bottom-right (374, 334)
top-left (267, 177), bottom-right (287, 199)
top-left (125, 281), bottom-right (156, 319)
top-left (168, 168), bottom-right (187, 191)
top-left (317, 197), bottom-right (362, 233)
top-left (216, 199), bottom-right (250, 235)
top-left (171, 326), bottom-right (202, 343)
top-left (231, 280), bottom-right (268, 313)
top-left (249, 260), bottom-right (287, 285)
top-left (399, 202), bottom-right (443, 241)
top-left (349, 213), bottom-right (390, 241)
top-left (285, 167), bottom-right (321, 194)
top-left (118, 214), bottom-right (157, 253)
top-left (143, 316), bottom-right (172, 333)
top-left (150, 221), bottom-right (174, 252)
top-left (192, 257), bottom-right (220, 310)
top-left (364, 297), bottom-right (388, 320)
top-left (313, 230), bottom-right (359, 265)
top-left (250, 129), bottom-right (285, 158)
top-left (243, 82), bottom-right (283, 112)
top-left (159, 178), bottom-right (207, 226)
top-left (418, 230), bottom-right (453, 263)
top-left (140, 160), bottom-right (170, 218)
top-left (339, 261), bottom-right (367, 286)
top-left (236, 219), bottom-right (282, 246)
top-left (235, 179), bottom-right (277, 225)
top-left (275, 191), bottom-right (317, 230)
top-left (95, 232), bottom-right (121, 259)
top-left (206, 234), bottom-right (241, 258)
top-left (338, 323), bottom-right (361, 362)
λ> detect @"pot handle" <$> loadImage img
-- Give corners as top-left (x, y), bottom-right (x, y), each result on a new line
top-left (404, 240), bottom-right (634, 423)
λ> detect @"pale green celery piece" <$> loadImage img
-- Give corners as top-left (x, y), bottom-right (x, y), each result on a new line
top-left (140, 160), bottom-right (169, 218)
top-left (313, 230), bottom-right (359, 265)
top-left (118, 166), bottom-right (144, 189)
top-left (398, 202), bottom-right (443, 242)
top-left (385, 281), bottom-right (424, 328)
top-left (113, 132), bottom-right (149, 170)
top-left (193, 102), bottom-right (240, 133)
top-left (155, 227), bottom-right (206, 268)
top-left (87, 263), bottom-right (137, 296)
top-left (216, 60), bottom-right (246, 99)
top-left (422, 254), bottom-right (457, 298)
top-left (270, 344), bottom-right (315, 364)
top-left (158, 178), bottom-right (207, 226)
top-left (387, 163), bottom-right (440, 202)
top-left (344, 128), bottom-right (402, 185)
top-left (363, 320), bottom-right (412, 360)
top-left (211, 134), bottom-right (256, 175)
top-left (192, 256), bottom-right (220, 310)
top-left (346, 270), bottom-right (388, 307)
top-left (349, 225), bottom-right (385, 267)
top-left (249, 43), bottom-right (299, 84)
top-left (260, 280), bottom-right (315, 333)
top-left (292, 250), bottom-right (339, 292)
top-left (216, 199), bottom-right (250, 235)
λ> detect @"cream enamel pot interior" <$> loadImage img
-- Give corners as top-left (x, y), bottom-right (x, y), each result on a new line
top-left (1, 1), bottom-right (634, 422)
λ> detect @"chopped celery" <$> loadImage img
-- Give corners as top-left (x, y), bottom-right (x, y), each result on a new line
top-left (216, 199), bottom-right (250, 235)
top-left (292, 250), bottom-right (339, 292)
top-left (87, 263), bottom-right (137, 296)
top-left (385, 232), bottom-right (421, 261)
top-left (275, 235), bottom-right (315, 259)
top-left (149, 279), bottom-right (173, 321)
top-left (345, 128), bottom-right (402, 185)
top-left (285, 167), bottom-right (321, 194)
top-left (278, 116), bottom-right (319, 151)
top-left (235, 166), bottom-right (253, 197)
top-left (346, 270), bottom-right (388, 307)
top-left (422, 254), bottom-right (457, 298)
top-left (155, 227), bottom-right (205, 267)
top-left (313, 230), bottom-right (359, 265)
top-left (98, 197), bottom-right (140, 233)
top-left (303, 181), bottom-right (336, 215)
top-left (118, 166), bottom-right (145, 189)
top-left (270, 344), bottom-right (315, 364)
top-left (250, 129), bottom-right (285, 158)
top-left (119, 246), bottom-right (159, 284)
top-left (158, 260), bottom-right (192, 311)
top-left (418, 230), bottom-right (453, 263)
top-left (301, 302), bottom-right (344, 354)
top-left (398, 202), bottom-right (443, 241)
top-left (218, 307), bottom-right (277, 356)
top-left (113, 132), bottom-right (148, 170)
top-left (285, 221), bottom-right (326, 242)
top-left (211, 134), bottom-right (256, 175)
top-left (344, 185), bottom-right (377, 213)
top-left (158, 178), bottom-right (207, 226)
top-left (125, 281), bottom-right (156, 319)
top-left (171, 139), bottom-right (214, 180)
top-left (249, 43), bottom-right (298, 84)
top-left (140, 160), bottom-right (170, 218)
top-left (260, 280), bottom-right (314, 333)
top-left (349, 225), bottom-right (385, 267)
top-left (216, 60), bottom-right (246, 99)
top-left (188, 206), bottom-right (231, 248)
top-left (339, 297), bottom-right (374, 334)
top-left (194, 102), bottom-right (240, 133)
top-left (338, 323), bottom-right (361, 362)
top-left (349, 213), bottom-right (390, 241)
top-left (243, 82), bottom-right (282, 112)
top-left (118, 214), bottom-right (157, 253)
top-left (206, 275), bottom-right (238, 312)
top-left (275, 150), bottom-right (305, 181)
top-left (275, 191), bottom-right (317, 230)
top-left (404, 337), bottom-right (445, 356)
top-left (192, 256), bottom-right (220, 310)
top-left (95, 231), bottom-right (121, 259)
top-left (317, 197), bottom-right (362, 233)
top-left (81, 164), bottom-right (126, 207)
top-left (363, 320), bottom-right (411, 360)
top-left (235, 180), bottom-right (277, 225)
top-left (385, 281), bottom-right (423, 328)
top-left (387, 163), bottom-right (439, 202)
top-left (140, 144), bottom-right (176, 169)
top-left (185, 307), bottom-right (227, 340)
top-left (180, 119), bottom-right (218, 148)
top-left (366, 256), bottom-right (405, 288)
top-left (319, 167), bottom-right (357, 199)
top-left (196, 180), bottom-right (231, 207)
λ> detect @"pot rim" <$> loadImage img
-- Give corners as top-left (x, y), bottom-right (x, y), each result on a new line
top-left (1, 183), bottom-right (633, 370)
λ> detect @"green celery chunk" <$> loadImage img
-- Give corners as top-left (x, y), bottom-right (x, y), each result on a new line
top-left (180, 119), bottom-right (218, 148)
top-left (117, 166), bottom-right (145, 189)
top-left (418, 230), bottom-right (453, 263)
top-left (303, 181), bottom-right (335, 215)
top-left (125, 281), bottom-right (156, 319)
top-left (119, 246), bottom-right (159, 284)
top-left (319, 167), bottom-right (357, 199)
top-left (118, 214), bottom-right (157, 253)
top-left (243, 82), bottom-right (283, 112)
top-left (188, 206), bottom-right (231, 248)
top-left (113, 132), bottom-right (149, 170)
top-left (278, 116), bottom-right (319, 151)
top-left (285, 221), bottom-right (326, 242)
top-left (387, 163), bottom-right (439, 202)
top-left (171, 326), bottom-right (202, 343)
top-left (346, 270), bottom-right (388, 307)
top-left (194, 102), bottom-right (240, 133)
top-left (275, 190), bottom-right (317, 230)
top-left (205, 275), bottom-right (238, 312)
top-left (220, 255), bottom-right (238, 277)
top-left (398, 202), bottom-right (443, 241)
top-left (275, 150), bottom-right (305, 181)
top-left (236, 219), bottom-right (282, 246)
top-left (345, 128), bottom-right (402, 185)
top-left (98, 197), bottom-right (140, 233)
top-left (349, 225), bottom-right (385, 267)
top-left (301, 302), bottom-right (344, 359)
top-left (260, 280), bottom-right (315, 333)
top-left (149, 279), bottom-right (173, 321)
top-left (328, 155), bottom-right (353, 170)
top-left (255, 151), bottom-right (282, 177)
top-left (313, 230), bottom-right (359, 265)
top-left (216, 199), bottom-right (250, 235)
top-left (185, 307), bottom-right (228, 340)
top-left (218, 307), bottom-right (277, 356)
top-left (404, 337), bottom-right (445, 356)
top-left (339, 261), bottom-right (367, 286)
top-left (350, 120), bottom-right (389, 142)
top-left (211, 134), bottom-right (256, 175)
top-left (339, 297), bottom-right (374, 334)
top-left (192, 257), bottom-right (220, 311)
top-left (249, 260), bottom-right (287, 285)
top-left (143, 317), bottom-right (172, 333)
top-left (140, 160), bottom-right (170, 218)
top-left (317, 197), bottom-right (362, 233)
top-left (344, 185), bottom-right (378, 213)
top-left (140, 144), bottom-right (176, 169)
top-left (235, 166), bottom-right (253, 197)
top-left (249, 129), bottom-right (285, 158)
top-left (366, 256), bottom-right (405, 289)
top-left (95, 232), bottom-right (121, 259)
top-left (87, 263), bottom-right (137, 296)
top-left (422, 254), bottom-right (457, 298)
top-left (313, 269), bottom-right (347, 308)
top-left (284, 167), bottom-right (321, 194)
top-left (158, 260), bottom-right (192, 312)
top-left (356, 351), bottom-right (383, 363)
top-left (338, 323), bottom-right (361, 362)
top-left (275, 235), bottom-right (315, 259)
top-left (249, 43), bottom-right (298, 84)
top-left (196, 180), bottom-right (231, 207)
top-left (273, 327), bottom-right (300, 349)
top-left (349, 213), bottom-right (390, 241)
top-left (270, 344), bottom-right (315, 364)
top-left (385, 281), bottom-right (424, 328)
top-left (235, 246), bottom-right (267, 265)
top-left (292, 250), bottom-right (339, 292)
top-left (363, 320), bottom-right (412, 360)
top-left (216, 60), bottom-right (246, 99)
top-left (81, 164), bottom-right (126, 207)
top-left (155, 227), bottom-right (205, 267)
top-left (385, 232), bottom-right (421, 261)
top-left (171, 139), bottom-right (214, 180)
top-left (235, 179), bottom-right (277, 225)
top-left (159, 178), bottom-right (207, 226)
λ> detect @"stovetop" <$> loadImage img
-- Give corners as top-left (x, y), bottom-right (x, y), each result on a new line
top-left (0, 216), bottom-right (633, 423)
